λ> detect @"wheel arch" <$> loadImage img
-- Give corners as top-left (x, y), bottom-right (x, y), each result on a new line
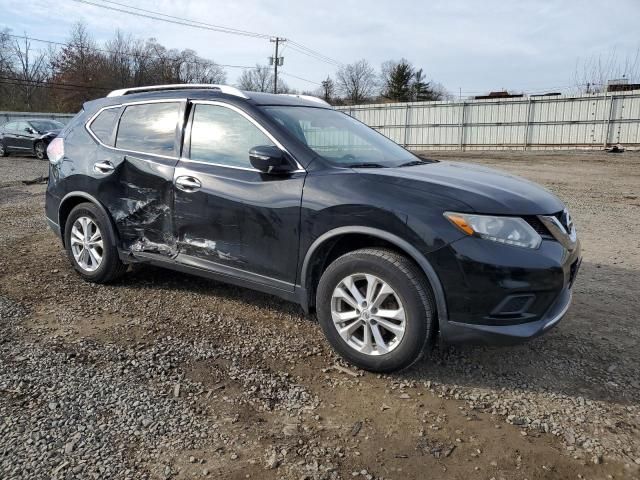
top-left (58, 192), bottom-right (119, 248)
top-left (299, 226), bottom-right (448, 326)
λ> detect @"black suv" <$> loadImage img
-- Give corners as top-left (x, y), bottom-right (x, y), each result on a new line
top-left (0, 119), bottom-right (64, 159)
top-left (45, 84), bottom-right (581, 372)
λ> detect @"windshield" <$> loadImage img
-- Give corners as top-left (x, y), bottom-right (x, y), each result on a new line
top-left (28, 120), bottom-right (64, 132)
top-left (263, 106), bottom-right (423, 167)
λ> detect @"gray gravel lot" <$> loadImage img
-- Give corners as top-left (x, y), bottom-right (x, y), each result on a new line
top-left (1, 151), bottom-right (639, 479)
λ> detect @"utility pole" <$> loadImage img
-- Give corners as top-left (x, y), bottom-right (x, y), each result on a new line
top-left (270, 37), bottom-right (285, 93)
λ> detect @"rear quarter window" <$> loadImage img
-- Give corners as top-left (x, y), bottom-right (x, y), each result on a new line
top-left (115, 102), bottom-right (180, 157)
top-left (88, 107), bottom-right (120, 146)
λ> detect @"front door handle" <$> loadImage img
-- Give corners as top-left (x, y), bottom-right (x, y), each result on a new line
top-left (94, 161), bottom-right (115, 174)
top-left (175, 176), bottom-right (202, 192)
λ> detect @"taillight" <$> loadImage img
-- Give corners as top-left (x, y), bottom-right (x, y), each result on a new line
top-left (47, 137), bottom-right (64, 164)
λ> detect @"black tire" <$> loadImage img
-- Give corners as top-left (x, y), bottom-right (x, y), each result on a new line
top-left (64, 202), bottom-right (127, 283)
top-left (316, 248), bottom-right (435, 373)
top-left (0, 141), bottom-right (8, 157)
top-left (34, 141), bottom-right (47, 160)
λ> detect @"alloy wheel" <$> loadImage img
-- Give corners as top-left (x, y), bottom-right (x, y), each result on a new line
top-left (70, 216), bottom-right (104, 272)
top-left (35, 143), bottom-right (45, 160)
top-left (331, 273), bottom-right (406, 355)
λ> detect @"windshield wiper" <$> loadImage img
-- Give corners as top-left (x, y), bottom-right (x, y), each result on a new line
top-left (348, 162), bottom-right (385, 168)
top-left (397, 160), bottom-right (426, 167)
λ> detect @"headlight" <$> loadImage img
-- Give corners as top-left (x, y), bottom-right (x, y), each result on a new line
top-left (444, 212), bottom-right (542, 249)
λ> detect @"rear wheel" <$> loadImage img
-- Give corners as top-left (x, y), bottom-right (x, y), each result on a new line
top-left (0, 141), bottom-right (7, 157)
top-left (316, 248), bottom-right (435, 373)
top-left (34, 141), bottom-right (46, 160)
top-left (64, 203), bottom-right (127, 283)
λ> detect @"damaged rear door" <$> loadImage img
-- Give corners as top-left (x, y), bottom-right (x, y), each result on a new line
top-left (172, 101), bottom-right (305, 291)
top-left (108, 101), bottom-right (185, 252)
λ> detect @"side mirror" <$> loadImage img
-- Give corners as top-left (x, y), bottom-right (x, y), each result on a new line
top-left (25, 127), bottom-right (36, 134)
top-left (249, 145), bottom-right (291, 174)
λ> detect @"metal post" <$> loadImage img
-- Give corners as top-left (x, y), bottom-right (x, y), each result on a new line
top-left (458, 101), bottom-right (466, 151)
top-left (603, 90), bottom-right (614, 149)
top-left (523, 98), bottom-right (532, 150)
top-left (403, 105), bottom-right (411, 147)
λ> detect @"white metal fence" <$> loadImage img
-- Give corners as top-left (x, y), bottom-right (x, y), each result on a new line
top-left (0, 111), bottom-right (74, 124)
top-left (4, 91), bottom-right (640, 151)
top-left (336, 91), bottom-right (640, 151)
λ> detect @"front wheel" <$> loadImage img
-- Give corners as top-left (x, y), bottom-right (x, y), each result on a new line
top-left (34, 141), bottom-right (47, 160)
top-left (316, 248), bottom-right (435, 373)
top-left (0, 141), bottom-right (8, 157)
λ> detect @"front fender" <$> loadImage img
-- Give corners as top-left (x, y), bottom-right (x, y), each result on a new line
top-left (298, 225), bottom-right (450, 326)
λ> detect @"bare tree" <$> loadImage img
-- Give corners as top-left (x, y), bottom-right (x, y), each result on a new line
top-left (51, 22), bottom-right (104, 111)
top-left (573, 48), bottom-right (640, 94)
top-left (0, 29), bottom-right (13, 107)
top-left (178, 49), bottom-right (226, 84)
top-left (11, 35), bottom-right (49, 110)
top-left (0, 29), bottom-right (11, 73)
top-left (103, 30), bottom-right (134, 88)
top-left (237, 65), bottom-right (289, 93)
top-left (336, 59), bottom-right (377, 104)
top-left (319, 76), bottom-right (335, 103)
top-left (426, 80), bottom-right (452, 101)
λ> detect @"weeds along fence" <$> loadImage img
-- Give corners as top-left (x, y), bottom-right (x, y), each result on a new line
top-left (336, 90), bottom-right (640, 151)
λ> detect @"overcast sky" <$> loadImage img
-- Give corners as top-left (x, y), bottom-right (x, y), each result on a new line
top-left (4, 0), bottom-right (640, 96)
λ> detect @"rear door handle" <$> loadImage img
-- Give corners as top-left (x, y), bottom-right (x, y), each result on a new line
top-left (93, 161), bottom-right (115, 174)
top-left (175, 176), bottom-right (202, 192)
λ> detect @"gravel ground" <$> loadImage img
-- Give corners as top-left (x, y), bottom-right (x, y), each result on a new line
top-left (1, 152), bottom-right (639, 479)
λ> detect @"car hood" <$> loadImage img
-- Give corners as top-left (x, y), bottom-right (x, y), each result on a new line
top-left (359, 161), bottom-right (565, 215)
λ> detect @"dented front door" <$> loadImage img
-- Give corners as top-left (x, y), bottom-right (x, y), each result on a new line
top-left (172, 102), bottom-right (305, 290)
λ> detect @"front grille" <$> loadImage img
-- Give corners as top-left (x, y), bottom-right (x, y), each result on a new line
top-left (523, 216), bottom-right (552, 237)
top-left (555, 209), bottom-right (573, 233)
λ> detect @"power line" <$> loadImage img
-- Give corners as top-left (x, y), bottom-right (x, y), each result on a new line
top-left (97, 0), bottom-right (272, 39)
top-left (71, 0), bottom-right (270, 39)
top-left (6, 33), bottom-right (326, 89)
top-left (287, 41), bottom-right (343, 67)
top-left (6, 33), bottom-right (605, 95)
top-left (286, 44), bottom-right (341, 67)
top-left (0, 75), bottom-right (111, 91)
top-left (70, 0), bottom-right (343, 67)
top-left (280, 71), bottom-right (322, 86)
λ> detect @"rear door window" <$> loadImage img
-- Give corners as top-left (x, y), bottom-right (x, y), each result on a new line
top-left (88, 107), bottom-right (120, 146)
top-left (116, 102), bottom-right (180, 157)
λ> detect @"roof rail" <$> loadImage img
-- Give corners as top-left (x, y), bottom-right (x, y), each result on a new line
top-left (106, 84), bottom-right (249, 99)
top-left (279, 94), bottom-right (331, 107)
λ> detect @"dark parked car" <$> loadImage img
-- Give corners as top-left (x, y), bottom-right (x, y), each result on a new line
top-left (0, 119), bottom-right (64, 159)
top-left (45, 84), bottom-right (581, 372)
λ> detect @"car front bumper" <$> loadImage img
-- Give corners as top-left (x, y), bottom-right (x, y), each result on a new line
top-left (428, 235), bottom-right (581, 345)
top-left (439, 284), bottom-right (574, 344)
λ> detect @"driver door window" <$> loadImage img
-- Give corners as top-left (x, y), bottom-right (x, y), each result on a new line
top-left (189, 104), bottom-right (276, 169)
